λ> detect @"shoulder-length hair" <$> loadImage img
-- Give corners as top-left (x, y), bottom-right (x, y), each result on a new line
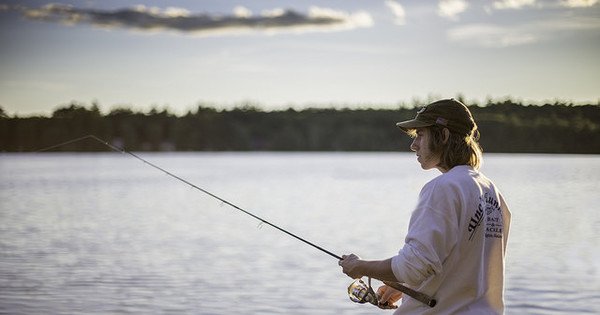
top-left (411, 126), bottom-right (483, 170)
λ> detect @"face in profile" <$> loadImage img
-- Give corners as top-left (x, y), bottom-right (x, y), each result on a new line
top-left (410, 127), bottom-right (441, 171)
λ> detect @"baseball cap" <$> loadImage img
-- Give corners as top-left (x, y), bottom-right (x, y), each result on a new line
top-left (396, 98), bottom-right (477, 136)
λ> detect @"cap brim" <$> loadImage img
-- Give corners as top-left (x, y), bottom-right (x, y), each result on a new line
top-left (395, 119), bottom-right (434, 133)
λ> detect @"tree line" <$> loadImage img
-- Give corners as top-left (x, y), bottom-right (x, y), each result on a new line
top-left (1, 99), bottom-right (599, 153)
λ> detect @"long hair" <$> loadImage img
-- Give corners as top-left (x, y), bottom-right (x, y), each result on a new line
top-left (428, 125), bottom-right (483, 170)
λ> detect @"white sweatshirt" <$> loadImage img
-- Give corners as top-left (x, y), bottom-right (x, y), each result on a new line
top-left (391, 165), bottom-right (511, 314)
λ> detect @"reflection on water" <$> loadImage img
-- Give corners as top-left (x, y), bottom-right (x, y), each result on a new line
top-left (1, 153), bottom-right (599, 314)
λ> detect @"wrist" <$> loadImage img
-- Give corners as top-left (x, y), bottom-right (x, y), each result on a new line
top-left (358, 259), bottom-right (372, 278)
top-left (361, 258), bottom-right (397, 282)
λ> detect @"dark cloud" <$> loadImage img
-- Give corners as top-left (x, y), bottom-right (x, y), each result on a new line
top-left (7, 4), bottom-right (372, 35)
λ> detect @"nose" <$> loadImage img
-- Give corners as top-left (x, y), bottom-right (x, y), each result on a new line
top-left (410, 138), bottom-right (418, 152)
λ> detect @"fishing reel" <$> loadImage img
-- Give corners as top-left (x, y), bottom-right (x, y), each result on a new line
top-left (347, 277), bottom-right (379, 306)
top-left (348, 277), bottom-right (400, 309)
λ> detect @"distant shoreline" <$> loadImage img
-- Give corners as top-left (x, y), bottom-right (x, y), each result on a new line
top-left (2, 100), bottom-right (599, 154)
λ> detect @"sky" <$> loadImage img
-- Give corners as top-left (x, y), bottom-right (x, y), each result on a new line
top-left (0, 0), bottom-right (599, 116)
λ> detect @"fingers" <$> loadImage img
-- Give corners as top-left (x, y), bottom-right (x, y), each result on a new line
top-left (376, 285), bottom-right (387, 298)
top-left (376, 285), bottom-right (402, 309)
top-left (338, 254), bottom-right (349, 265)
top-left (379, 304), bottom-right (398, 309)
top-left (338, 254), bottom-right (358, 266)
top-left (377, 302), bottom-right (399, 310)
top-left (377, 285), bottom-right (391, 303)
top-left (340, 254), bottom-right (357, 261)
top-left (339, 254), bottom-right (362, 279)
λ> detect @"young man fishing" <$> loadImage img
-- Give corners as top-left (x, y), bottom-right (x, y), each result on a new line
top-left (339, 98), bottom-right (511, 314)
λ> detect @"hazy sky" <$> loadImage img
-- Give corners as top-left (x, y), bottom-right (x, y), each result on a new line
top-left (1, 0), bottom-right (599, 115)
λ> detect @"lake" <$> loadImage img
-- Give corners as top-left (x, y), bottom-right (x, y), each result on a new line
top-left (1, 152), bottom-right (599, 314)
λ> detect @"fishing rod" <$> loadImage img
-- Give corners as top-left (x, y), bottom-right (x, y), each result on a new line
top-left (36, 134), bottom-right (436, 308)
top-left (38, 135), bottom-right (341, 259)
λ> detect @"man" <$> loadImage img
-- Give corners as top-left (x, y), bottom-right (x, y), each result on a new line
top-left (339, 98), bottom-right (511, 314)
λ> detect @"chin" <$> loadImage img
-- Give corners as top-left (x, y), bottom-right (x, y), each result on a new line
top-left (419, 162), bottom-right (437, 171)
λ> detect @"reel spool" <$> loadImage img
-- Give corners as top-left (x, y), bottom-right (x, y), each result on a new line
top-left (347, 277), bottom-right (379, 305)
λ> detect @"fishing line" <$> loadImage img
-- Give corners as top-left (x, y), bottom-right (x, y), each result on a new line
top-left (36, 134), bottom-right (436, 308)
top-left (37, 135), bottom-right (342, 259)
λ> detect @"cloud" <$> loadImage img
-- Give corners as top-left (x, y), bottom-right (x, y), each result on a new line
top-left (447, 24), bottom-right (537, 47)
top-left (532, 15), bottom-right (600, 30)
top-left (7, 4), bottom-right (373, 36)
top-left (233, 6), bottom-right (252, 18)
top-left (492, 0), bottom-right (537, 10)
top-left (447, 16), bottom-right (600, 47)
top-left (486, 0), bottom-right (598, 12)
top-left (385, 0), bottom-right (406, 25)
top-left (438, 0), bottom-right (469, 20)
top-left (559, 0), bottom-right (598, 7)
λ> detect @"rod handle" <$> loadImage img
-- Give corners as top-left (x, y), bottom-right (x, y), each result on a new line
top-left (383, 281), bottom-right (437, 308)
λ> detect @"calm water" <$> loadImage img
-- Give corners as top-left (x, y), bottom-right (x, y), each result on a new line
top-left (1, 152), bottom-right (599, 314)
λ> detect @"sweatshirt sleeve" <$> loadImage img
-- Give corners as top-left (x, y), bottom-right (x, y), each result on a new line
top-left (391, 180), bottom-right (459, 286)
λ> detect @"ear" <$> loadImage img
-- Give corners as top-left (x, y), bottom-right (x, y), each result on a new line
top-left (443, 128), bottom-right (450, 144)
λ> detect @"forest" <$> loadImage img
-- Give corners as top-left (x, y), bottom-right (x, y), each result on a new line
top-left (1, 99), bottom-right (599, 154)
